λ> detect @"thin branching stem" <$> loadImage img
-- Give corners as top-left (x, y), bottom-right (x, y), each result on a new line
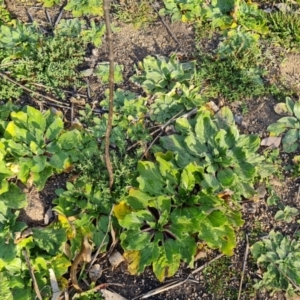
top-left (103, 0), bottom-right (114, 189)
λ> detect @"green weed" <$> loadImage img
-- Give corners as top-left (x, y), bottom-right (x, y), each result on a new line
top-left (113, 0), bottom-right (157, 29)
top-left (267, 9), bottom-right (300, 49)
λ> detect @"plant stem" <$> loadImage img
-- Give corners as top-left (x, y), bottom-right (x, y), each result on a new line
top-left (103, 0), bottom-right (114, 189)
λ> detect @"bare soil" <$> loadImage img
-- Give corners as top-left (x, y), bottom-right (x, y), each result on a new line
top-left (7, 1), bottom-right (300, 299)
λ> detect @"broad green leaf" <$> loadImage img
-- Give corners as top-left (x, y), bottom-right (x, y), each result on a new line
top-left (26, 106), bottom-right (46, 133)
top-left (294, 102), bottom-right (300, 120)
top-left (155, 155), bottom-right (179, 192)
top-left (277, 116), bottom-right (298, 127)
top-left (0, 184), bottom-right (26, 209)
top-left (198, 223), bottom-right (236, 256)
top-left (184, 132), bottom-right (207, 156)
top-left (180, 164), bottom-right (195, 192)
top-left (0, 238), bottom-right (16, 263)
top-left (137, 161), bottom-right (165, 195)
top-left (153, 245), bottom-right (180, 282)
top-left (159, 135), bottom-right (198, 168)
top-left (236, 135), bottom-right (260, 153)
top-left (250, 241), bottom-right (265, 259)
top-left (18, 158), bottom-right (33, 183)
top-left (120, 230), bottom-right (152, 250)
top-left (286, 97), bottom-right (294, 115)
top-left (119, 210), bottom-right (154, 229)
top-left (0, 272), bottom-right (13, 300)
top-left (283, 142), bottom-right (298, 153)
top-left (267, 122), bottom-right (288, 135)
top-left (217, 168), bottom-right (235, 186)
top-left (32, 166), bottom-right (53, 190)
top-left (48, 152), bottom-right (68, 170)
top-left (235, 162), bottom-right (256, 180)
top-left (32, 227), bottom-right (66, 255)
top-left (31, 155), bottom-right (47, 172)
top-left (10, 111), bottom-right (27, 129)
top-left (201, 173), bottom-right (221, 191)
top-left (177, 235), bottom-right (196, 266)
top-left (125, 189), bottom-right (154, 210)
top-left (45, 117), bottom-right (64, 141)
top-left (282, 129), bottom-right (298, 145)
top-left (50, 255), bottom-right (72, 278)
top-left (206, 210), bottom-right (228, 227)
top-left (58, 130), bottom-right (82, 150)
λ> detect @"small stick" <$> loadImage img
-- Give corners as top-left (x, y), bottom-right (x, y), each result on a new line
top-left (103, 0), bottom-right (115, 189)
top-left (88, 206), bottom-right (114, 272)
top-left (238, 234), bottom-right (249, 300)
top-left (150, 2), bottom-right (184, 52)
top-left (22, 249), bottom-right (43, 300)
top-left (45, 8), bottom-right (53, 27)
top-left (54, 5), bottom-right (64, 27)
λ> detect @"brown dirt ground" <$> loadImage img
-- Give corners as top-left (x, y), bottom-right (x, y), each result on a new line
top-left (7, 0), bottom-right (300, 299)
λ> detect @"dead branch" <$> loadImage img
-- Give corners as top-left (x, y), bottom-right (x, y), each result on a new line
top-left (103, 0), bottom-right (114, 189)
top-left (238, 234), bottom-right (249, 300)
top-left (22, 249), bottom-right (43, 300)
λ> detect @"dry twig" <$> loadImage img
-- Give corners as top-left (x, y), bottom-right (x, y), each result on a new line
top-left (22, 249), bottom-right (43, 300)
top-left (238, 234), bottom-right (249, 300)
top-left (88, 206), bottom-right (114, 271)
top-left (103, 0), bottom-right (114, 189)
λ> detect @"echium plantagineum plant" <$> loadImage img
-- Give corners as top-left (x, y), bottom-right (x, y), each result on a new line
top-left (114, 106), bottom-right (275, 281)
top-left (0, 105), bottom-right (84, 196)
top-left (115, 150), bottom-right (244, 281)
top-left (155, 106), bottom-right (274, 200)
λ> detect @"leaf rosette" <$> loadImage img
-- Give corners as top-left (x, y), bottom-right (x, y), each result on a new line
top-left (0, 106), bottom-right (83, 194)
top-left (154, 107), bottom-right (272, 200)
top-left (115, 151), bottom-right (244, 281)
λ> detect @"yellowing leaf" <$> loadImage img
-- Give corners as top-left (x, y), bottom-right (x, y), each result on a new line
top-left (230, 22), bottom-right (238, 29)
top-left (114, 201), bottom-right (132, 220)
top-left (6, 163), bottom-right (19, 174)
top-left (181, 15), bottom-right (188, 22)
top-left (3, 121), bottom-right (16, 138)
top-left (123, 250), bottom-right (140, 275)
top-left (57, 214), bottom-right (76, 239)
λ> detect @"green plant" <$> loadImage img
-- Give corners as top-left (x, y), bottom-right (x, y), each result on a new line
top-left (267, 8), bottom-right (300, 49)
top-left (0, 106), bottom-right (84, 192)
top-left (251, 230), bottom-right (300, 297)
top-left (114, 0), bottom-right (157, 29)
top-left (115, 150), bottom-right (244, 281)
top-left (150, 82), bottom-right (206, 123)
top-left (95, 63), bottom-right (123, 84)
top-left (86, 89), bottom-right (150, 152)
top-left (64, 0), bottom-right (103, 17)
top-left (203, 255), bottom-right (256, 298)
top-left (153, 107), bottom-right (274, 200)
top-left (195, 29), bottom-right (267, 101)
top-left (131, 54), bottom-right (196, 95)
top-left (274, 206), bottom-right (299, 223)
top-left (267, 97), bottom-right (300, 153)
top-left (160, 0), bottom-right (268, 33)
top-left (0, 18), bottom-right (105, 101)
top-left (0, 0), bottom-right (11, 25)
